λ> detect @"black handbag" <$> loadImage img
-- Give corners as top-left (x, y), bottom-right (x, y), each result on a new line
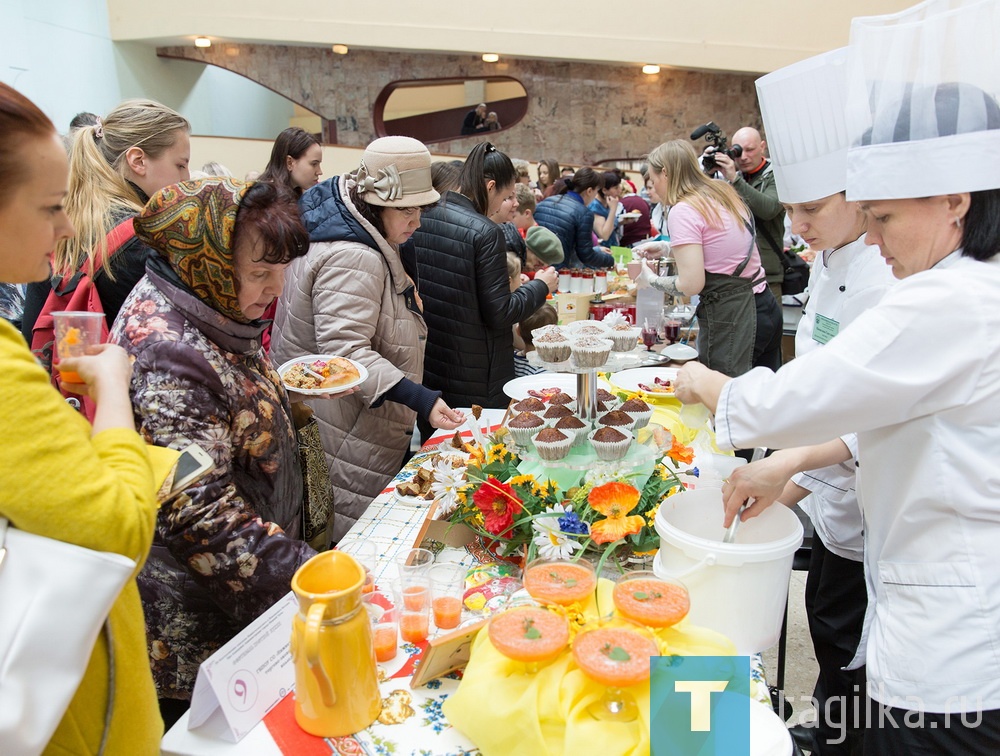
top-left (757, 223), bottom-right (809, 296)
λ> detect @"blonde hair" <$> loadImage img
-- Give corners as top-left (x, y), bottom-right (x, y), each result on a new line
top-left (53, 99), bottom-right (189, 277)
top-left (646, 140), bottom-right (749, 230)
top-left (506, 252), bottom-right (522, 283)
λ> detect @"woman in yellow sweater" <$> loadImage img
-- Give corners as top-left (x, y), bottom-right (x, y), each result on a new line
top-left (0, 83), bottom-right (163, 753)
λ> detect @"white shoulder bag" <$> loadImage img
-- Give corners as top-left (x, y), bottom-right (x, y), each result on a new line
top-left (0, 516), bottom-right (136, 756)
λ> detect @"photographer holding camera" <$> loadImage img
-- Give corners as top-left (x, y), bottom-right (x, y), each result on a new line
top-left (708, 127), bottom-right (787, 303)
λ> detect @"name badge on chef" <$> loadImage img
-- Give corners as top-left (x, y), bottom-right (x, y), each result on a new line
top-left (187, 591), bottom-right (298, 742)
top-left (812, 314), bottom-right (840, 345)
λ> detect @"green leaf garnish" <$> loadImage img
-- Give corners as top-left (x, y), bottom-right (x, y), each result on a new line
top-left (601, 643), bottom-right (631, 662)
top-left (564, 578), bottom-right (577, 587)
top-left (524, 626), bottom-right (542, 640)
top-left (633, 591), bottom-right (649, 600)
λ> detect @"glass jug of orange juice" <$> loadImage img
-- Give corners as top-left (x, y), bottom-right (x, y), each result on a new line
top-left (290, 551), bottom-right (382, 736)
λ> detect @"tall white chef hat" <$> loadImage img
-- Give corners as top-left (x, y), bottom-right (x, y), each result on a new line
top-left (755, 48), bottom-right (849, 204)
top-left (844, 0), bottom-right (1000, 201)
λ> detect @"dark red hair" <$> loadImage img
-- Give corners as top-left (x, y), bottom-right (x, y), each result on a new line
top-left (233, 181), bottom-right (309, 265)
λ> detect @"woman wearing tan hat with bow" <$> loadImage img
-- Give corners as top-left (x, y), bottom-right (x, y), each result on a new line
top-left (272, 136), bottom-right (465, 540)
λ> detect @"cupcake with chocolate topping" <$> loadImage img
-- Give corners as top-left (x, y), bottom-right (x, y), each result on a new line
top-left (588, 427), bottom-right (633, 461)
top-left (511, 397), bottom-right (546, 416)
top-left (506, 411), bottom-right (545, 447)
top-left (554, 415), bottom-right (589, 447)
top-left (597, 409), bottom-right (637, 432)
top-left (619, 397), bottom-right (653, 430)
top-left (542, 403), bottom-right (575, 422)
top-left (531, 427), bottom-right (573, 461)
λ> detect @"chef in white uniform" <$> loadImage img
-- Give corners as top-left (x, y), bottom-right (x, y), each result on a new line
top-left (748, 47), bottom-right (897, 755)
top-left (675, 1), bottom-right (1000, 752)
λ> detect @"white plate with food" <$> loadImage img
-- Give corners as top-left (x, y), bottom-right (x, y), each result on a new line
top-left (620, 210), bottom-right (643, 220)
top-left (502, 373), bottom-right (579, 401)
top-left (608, 367), bottom-right (680, 400)
top-left (278, 354), bottom-right (368, 395)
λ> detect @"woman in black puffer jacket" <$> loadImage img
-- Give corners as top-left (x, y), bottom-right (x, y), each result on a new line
top-left (413, 143), bottom-right (558, 417)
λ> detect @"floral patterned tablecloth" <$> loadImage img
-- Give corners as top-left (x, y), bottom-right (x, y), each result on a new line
top-left (164, 411), bottom-right (771, 755)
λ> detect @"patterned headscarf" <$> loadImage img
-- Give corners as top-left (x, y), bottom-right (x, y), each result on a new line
top-left (135, 177), bottom-right (252, 323)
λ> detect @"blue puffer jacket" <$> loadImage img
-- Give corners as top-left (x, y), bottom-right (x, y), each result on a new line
top-left (533, 193), bottom-right (615, 269)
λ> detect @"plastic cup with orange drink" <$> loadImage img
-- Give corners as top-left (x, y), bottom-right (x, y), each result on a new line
top-left (363, 584), bottom-right (400, 663)
top-left (53, 311), bottom-right (104, 384)
top-left (612, 570), bottom-right (690, 628)
top-left (523, 558), bottom-right (597, 606)
top-left (399, 574), bottom-right (431, 644)
top-left (429, 562), bottom-right (467, 630)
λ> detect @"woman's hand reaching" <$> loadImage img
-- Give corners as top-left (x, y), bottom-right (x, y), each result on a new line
top-left (430, 399), bottom-right (465, 430)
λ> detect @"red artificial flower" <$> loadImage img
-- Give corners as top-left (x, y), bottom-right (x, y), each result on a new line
top-left (473, 477), bottom-right (523, 536)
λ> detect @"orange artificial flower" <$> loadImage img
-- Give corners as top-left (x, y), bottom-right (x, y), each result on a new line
top-left (666, 437), bottom-right (695, 466)
top-left (587, 481), bottom-right (645, 545)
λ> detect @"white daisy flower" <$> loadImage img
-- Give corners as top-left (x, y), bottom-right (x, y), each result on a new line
top-left (430, 458), bottom-right (465, 516)
top-left (532, 504), bottom-right (584, 560)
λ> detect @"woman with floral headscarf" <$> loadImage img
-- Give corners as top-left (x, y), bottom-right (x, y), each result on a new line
top-left (109, 177), bottom-right (316, 726)
top-left (272, 136), bottom-right (464, 540)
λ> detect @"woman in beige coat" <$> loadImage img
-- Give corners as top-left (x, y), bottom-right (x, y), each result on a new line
top-left (272, 137), bottom-right (464, 540)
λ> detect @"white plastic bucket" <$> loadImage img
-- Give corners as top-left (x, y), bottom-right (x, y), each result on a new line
top-left (653, 488), bottom-right (803, 654)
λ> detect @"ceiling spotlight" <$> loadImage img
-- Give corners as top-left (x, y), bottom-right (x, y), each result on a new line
top-left (482, 53), bottom-right (500, 63)
top-left (642, 64), bottom-right (660, 75)
top-left (194, 36), bottom-right (212, 49)
top-left (332, 44), bottom-right (349, 55)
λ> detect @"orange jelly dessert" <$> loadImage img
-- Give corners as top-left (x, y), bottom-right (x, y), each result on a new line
top-left (373, 624), bottom-right (398, 662)
top-left (488, 606), bottom-right (570, 664)
top-left (572, 626), bottom-right (658, 688)
top-left (613, 577), bottom-right (690, 628)
top-left (402, 585), bottom-right (429, 611)
top-left (433, 596), bottom-right (462, 630)
top-left (523, 561), bottom-right (597, 606)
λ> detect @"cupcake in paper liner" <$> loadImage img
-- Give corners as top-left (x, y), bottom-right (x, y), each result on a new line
top-left (596, 388), bottom-right (620, 410)
top-left (619, 397), bottom-right (653, 430)
top-left (510, 396), bottom-right (547, 417)
top-left (541, 402), bottom-right (576, 423)
top-left (554, 415), bottom-right (590, 447)
top-left (569, 336), bottom-right (613, 369)
top-left (566, 320), bottom-right (611, 338)
top-left (547, 391), bottom-right (574, 406)
top-left (531, 427), bottom-right (573, 461)
top-left (506, 411), bottom-right (545, 447)
top-left (597, 409), bottom-right (637, 432)
top-left (588, 426), bottom-right (633, 461)
top-left (608, 322), bottom-right (642, 352)
top-left (533, 327), bottom-right (572, 363)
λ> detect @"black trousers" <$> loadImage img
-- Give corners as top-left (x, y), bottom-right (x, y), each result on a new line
top-left (864, 700), bottom-right (1000, 755)
top-left (805, 536), bottom-right (867, 756)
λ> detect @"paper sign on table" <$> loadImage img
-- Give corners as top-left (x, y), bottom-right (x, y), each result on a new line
top-left (188, 591), bottom-right (298, 742)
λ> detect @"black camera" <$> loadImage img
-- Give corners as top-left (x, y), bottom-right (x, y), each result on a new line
top-left (690, 122), bottom-right (743, 173)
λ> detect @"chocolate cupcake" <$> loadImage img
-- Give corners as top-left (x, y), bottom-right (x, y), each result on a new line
top-left (570, 336), bottom-right (613, 369)
top-left (534, 329), bottom-right (572, 363)
top-left (619, 397), bottom-right (653, 430)
top-left (542, 404), bottom-right (574, 421)
top-left (532, 427), bottom-right (572, 461)
top-left (506, 411), bottom-right (545, 447)
top-left (598, 409), bottom-right (637, 431)
top-left (548, 391), bottom-right (574, 406)
top-left (588, 427), bottom-right (633, 461)
top-left (512, 397), bottom-right (546, 415)
top-left (555, 415), bottom-right (589, 447)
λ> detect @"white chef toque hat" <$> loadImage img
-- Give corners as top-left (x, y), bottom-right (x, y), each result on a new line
top-left (844, 0), bottom-right (1000, 201)
top-left (755, 48), bottom-right (850, 204)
